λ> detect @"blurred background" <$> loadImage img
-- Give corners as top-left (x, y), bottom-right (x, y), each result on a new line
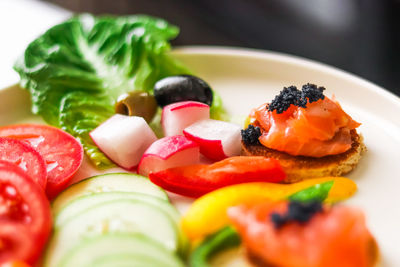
top-left (2, 0), bottom-right (400, 95)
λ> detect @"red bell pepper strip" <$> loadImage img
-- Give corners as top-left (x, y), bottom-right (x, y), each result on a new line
top-left (149, 156), bottom-right (285, 197)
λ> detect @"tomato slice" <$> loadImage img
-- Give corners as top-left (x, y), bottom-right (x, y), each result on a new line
top-left (0, 260), bottom-right (31, 267)
top-left (0, 161), bottom-right (52, 264)
top-left (0, 138), bottom-right (46, 189)
top-left (0, 223), bottom-right (36, 265)
top-left (0, 124), bottom-right (84, 199)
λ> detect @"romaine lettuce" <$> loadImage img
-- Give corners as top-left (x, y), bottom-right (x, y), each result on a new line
top-left (14, 14), bottom-right (225, 169)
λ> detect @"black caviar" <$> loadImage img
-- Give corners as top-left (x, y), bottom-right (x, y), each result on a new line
top-left (270, 201), bottom-right (323, 229)
top-left (241, 125), bottom-right (261, 145)
top-left (268, 83), bottom-right (325, 114)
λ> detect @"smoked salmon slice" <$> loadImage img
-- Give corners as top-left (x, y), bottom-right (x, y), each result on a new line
top-left (228, 201), bottom-right (378, 267)
top-left (250, 96), bottom-right (360, 157)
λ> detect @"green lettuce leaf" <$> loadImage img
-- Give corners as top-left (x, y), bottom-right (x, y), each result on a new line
top-left (14, 14), bottom-right (225, 169)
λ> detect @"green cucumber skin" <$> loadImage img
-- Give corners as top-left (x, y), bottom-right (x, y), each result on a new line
top-left (190, 226), bottom-right (241, 267)
top-left (52, 172), bottom-right (168, 213)
top-left (58, 233), bottom-right (185, 267)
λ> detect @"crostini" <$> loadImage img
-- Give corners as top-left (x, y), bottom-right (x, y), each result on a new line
top-left (241, 84), bottom-right (366, 182)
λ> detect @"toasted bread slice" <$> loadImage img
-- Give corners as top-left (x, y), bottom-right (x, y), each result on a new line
top-left (241, 129), bottom-right (366, 183)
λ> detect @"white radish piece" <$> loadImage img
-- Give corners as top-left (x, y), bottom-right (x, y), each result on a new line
top-left (90, 114), bottom-right (157, 169)
top-left (138, 135), bottom-right (200, 177)
top-left (183, 119), bottom-right (241, 160)
top-left (161, 101), bottom-right (209, 136)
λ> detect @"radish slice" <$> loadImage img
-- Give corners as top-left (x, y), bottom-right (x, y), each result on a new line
top-left (90, 114), bottom-right (157, 169)
top-left (183, 119), bottom-right (241, 160)
top-left (162, 101), bottom-right (210, 136)
top-left (138, 135), bottom-right (200, 177)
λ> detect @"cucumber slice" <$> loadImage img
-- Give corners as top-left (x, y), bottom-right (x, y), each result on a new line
top-left (59, 233), bottom-right (185, 267)
top-left (52, 173), bottom-right (168, 213)
top-left (93, 254), bottom-right (163, 267)
top-left (45, 199), bottom-right (179, 267)
top-left (55, 192), bottom-right (175, 227)
top-left (54, 192), bottom-right (190, 257)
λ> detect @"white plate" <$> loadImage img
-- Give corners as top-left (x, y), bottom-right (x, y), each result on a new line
top-left (1, 46), bottom-right (400, 266)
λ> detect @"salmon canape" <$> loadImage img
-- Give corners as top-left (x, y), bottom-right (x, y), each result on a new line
top-left (241, 84), bottom-right (366, 182)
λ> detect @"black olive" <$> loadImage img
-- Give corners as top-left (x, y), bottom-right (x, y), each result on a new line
top-left (153, 75), bottom-right (213, 107)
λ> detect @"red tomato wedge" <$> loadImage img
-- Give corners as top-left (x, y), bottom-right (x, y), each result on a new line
top-left (0, 124), bottom-right (83, 199)
top-left (0, 161), bottom-right (51, 264)
top-left (149, 156), bottom-right (285, 197)
top-left (229, 202), bottom-right (377, 267)
top-left (0, 138), bottom-right (47, 189)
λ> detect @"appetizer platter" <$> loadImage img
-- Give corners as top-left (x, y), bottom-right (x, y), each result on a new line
top-left (1, 14), bottom-right (400, 266)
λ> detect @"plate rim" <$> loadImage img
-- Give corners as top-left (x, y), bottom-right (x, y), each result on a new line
top-left (171, 45), bottom-right (400, 108)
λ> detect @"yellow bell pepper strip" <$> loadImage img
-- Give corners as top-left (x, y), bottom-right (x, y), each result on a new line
top-left (181, 177), bottom-right (356, 241)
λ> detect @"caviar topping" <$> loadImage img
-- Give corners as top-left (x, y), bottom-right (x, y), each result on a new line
top-left (241, 125), bottom-right (261, 145)
top-left (268, 83), bottom-right (325, 114)
top-left (270, 201), bottom-right (323, 229)
top-left (301, 83), bottom-right (326, 103)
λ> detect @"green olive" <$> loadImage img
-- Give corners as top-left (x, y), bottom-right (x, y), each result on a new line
top-left (115, 91), bottom-right (157, 123)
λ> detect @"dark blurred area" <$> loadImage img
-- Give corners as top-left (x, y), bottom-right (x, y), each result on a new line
top-left (42, 0), bottom-right (400, 96)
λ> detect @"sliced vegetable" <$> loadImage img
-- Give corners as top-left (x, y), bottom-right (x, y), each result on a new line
top-left (183, 119), bottom-right (242, 160)
top-left (52, 173), bottom-right (169, 214)
top-left (149, 156), bottom-right (285, 197)
top-left (138, 135), bottom-right (200, 177)
top-left (190, 226), bottom-right (241, 267)
top-left (0, 161), bottom-right (51, 264)
top-left (54, 192), bottom-right (175, 228)
top-left (0, 223), bottom-right (36, 265)
top-left (0, 260), bottom-right (31, 267)
top-left (181, 177), bottom-right (357, 240)
top-left (58, 233), bottom-right (185, 267)
top-left (92, 255), bottom-right (161, 267)
top-left (0, 137), bottom-right (46, 189)
top-left (53, 191), bottom-right (189, 257)
top-left (115, 91), bottom-right (157, 123)
top-left (45, 199), bottom-right (180, 267)
top-left (0, 124), bottom-right (83, 199)
top-left (162, 101), bottom-right (210, 136)
top-left (154, 75), bottom-right (213, 107)
top-left (89, 114), bottom-right (157, 169)
top-left (228, 201), bottom-right (378, 267)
